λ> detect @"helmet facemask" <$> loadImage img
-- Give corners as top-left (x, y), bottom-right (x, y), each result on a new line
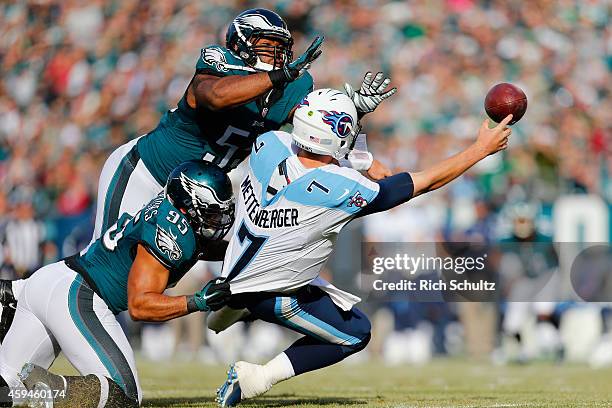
top-left (249, 34), bottom-right (293, 71)
top-left (232, 23), bottom-right (293, 71)
top-left (166, 170), bottom-right (236, 242)
top-left (227, 9), bottom-right (294, 72)
top-left (334, 121), bottom-right (362, 160)
top-left (188, 200), bottom-right (235, 241)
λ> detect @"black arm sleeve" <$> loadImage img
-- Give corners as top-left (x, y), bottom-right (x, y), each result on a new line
top-left (355, 172), bottom-right (414, 218)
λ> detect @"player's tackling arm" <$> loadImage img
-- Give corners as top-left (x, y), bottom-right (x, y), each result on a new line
top-left (410, 115), bottom-right (512, 197)
top-left (127, 244), bottom-right (231, 322)
top-left (190, 73), bottom-right (274, 111)
top-left (127, 245), bottom-right (189, 322)
top-left (189, 37), bottom-right (324, 112)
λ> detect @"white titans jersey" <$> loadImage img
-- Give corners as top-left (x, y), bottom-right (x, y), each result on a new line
top-left (221, 131), bottom-right (380, 308)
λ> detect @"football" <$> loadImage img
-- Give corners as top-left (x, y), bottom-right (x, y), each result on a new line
top-left (484, 83), bottom-right (528, 125)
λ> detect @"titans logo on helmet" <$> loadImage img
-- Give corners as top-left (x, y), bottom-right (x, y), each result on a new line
top-left (297, 96), bottom-right (310, 108)
top-left (319, 110), bottom-right (354, 138)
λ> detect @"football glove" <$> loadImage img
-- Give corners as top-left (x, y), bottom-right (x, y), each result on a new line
top-left (344, 72), bottom-right (397, 118)
top-left (188, 278), bottom-right (231, 313)
top-left (268, 36), bottom-right (324, 87)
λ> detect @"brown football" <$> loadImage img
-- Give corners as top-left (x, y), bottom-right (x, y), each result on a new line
top-left (484, 83), bottom-right (527, 125)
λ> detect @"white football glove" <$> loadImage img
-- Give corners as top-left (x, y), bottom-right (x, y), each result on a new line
top-left (344, 72), bottom-right (397, 118)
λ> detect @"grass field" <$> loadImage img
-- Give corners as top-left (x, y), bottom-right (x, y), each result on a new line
top-left (51, 358), bottom-right (612, 407)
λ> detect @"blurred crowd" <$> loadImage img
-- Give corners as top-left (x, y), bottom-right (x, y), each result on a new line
top-left (0, 0), bottom-right (610, 363)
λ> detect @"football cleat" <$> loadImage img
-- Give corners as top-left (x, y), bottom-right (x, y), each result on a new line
top-left (19, 363), bottom-right (66, 408)
top-left (19, 363), bottom-right (66, 394)
top-left (0, 280), bottom-right (16, 343)
top-left (27, 382), bottom-right (54, 408)
top-left (215, 364), bottom-right (242, 407)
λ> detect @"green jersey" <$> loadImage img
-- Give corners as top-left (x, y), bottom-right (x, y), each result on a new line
top-left (136, 45), bottom-right (314, 185)
top-left (70, 194), bottom-right (200, 314)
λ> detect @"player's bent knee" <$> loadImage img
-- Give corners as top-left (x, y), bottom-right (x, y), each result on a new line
top-left (351, 307), bottom-right (372, 339)
top-left (344, 332), bottom-right (371, 356)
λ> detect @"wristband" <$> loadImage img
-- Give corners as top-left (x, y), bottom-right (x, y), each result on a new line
top-left (268, 69), bottom-right (289, 87)
top-left (186, 295), bottom-right (200, 313)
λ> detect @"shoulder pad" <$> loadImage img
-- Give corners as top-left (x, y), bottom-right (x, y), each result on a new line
top-left (197, 45), bottom-right (256, 75)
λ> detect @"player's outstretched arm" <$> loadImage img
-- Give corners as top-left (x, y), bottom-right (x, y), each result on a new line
top-left (192, 37), bottom-right (323, 111)
top-left (191, 72), bottom-right (275, 111)
top-left (127, 245), bottom-right (230, 321)
top-left (410, 114), bottom-right (512, 197)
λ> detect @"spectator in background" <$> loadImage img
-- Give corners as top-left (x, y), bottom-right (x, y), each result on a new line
top-left (0, 0), bottom-right (609, 362)
top-left (4, 192), bottom-right (45, 278)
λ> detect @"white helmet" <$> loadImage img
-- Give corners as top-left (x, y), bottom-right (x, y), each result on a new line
top-left (291, 88), bottom-right (359, 160)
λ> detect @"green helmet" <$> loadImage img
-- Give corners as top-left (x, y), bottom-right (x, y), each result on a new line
top-left (165, 161), bottom-right (235, 240)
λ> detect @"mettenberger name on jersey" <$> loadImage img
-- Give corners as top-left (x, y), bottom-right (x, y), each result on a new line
top-left (241, 175), bottom-right (299, 229)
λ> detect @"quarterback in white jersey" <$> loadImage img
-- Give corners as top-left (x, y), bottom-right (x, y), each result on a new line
top-left (221, 128), bottom-right (377, 309)
top-left (215, 88), bottom-right (513, 407)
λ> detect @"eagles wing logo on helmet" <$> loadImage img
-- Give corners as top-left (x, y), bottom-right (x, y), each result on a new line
top-left (155, 225), bottom-right (182, 261)
top-left (202, 47), bottom-right (229, 72)
top-left (319, 110), bottom-right (354, 138)
top-left (179, 172), bottom-right (226, 210)
top-left (235, 13), bottom-right (290, 37)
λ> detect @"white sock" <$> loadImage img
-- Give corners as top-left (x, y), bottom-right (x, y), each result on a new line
top-left (263, 352), bottom-right (295, 386)
top-left (94, 374), bottom-right (109, 408)
top-left (235, 354), bottom-right (295, 399)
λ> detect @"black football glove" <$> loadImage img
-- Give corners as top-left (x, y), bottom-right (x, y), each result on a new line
top-left (344, 71), bottom-right (397, 119)
top-left (268, 36), bottom-right (324, 87)
top-left (187, 278), bottom-right (231, 313)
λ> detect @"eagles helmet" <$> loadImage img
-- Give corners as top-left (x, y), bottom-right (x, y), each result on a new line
top-left (292, 89), bottom-right (360, 160)
top-left (165, 161), bottom-right (235, 241)
top-left (226, 8), bottom-right (293, 71)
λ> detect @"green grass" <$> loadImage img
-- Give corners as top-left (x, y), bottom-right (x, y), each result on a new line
top-left (51, 358), bottom-right (612, 407)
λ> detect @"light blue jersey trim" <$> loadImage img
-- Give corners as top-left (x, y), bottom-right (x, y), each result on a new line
top-left (279, 167), bottom-right (379, 214)
top-left (249, 131), bottom-right (292, 206)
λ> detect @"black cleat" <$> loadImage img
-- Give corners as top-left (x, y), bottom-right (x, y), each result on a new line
top-left (0, 280), bottom-right (16, 343)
